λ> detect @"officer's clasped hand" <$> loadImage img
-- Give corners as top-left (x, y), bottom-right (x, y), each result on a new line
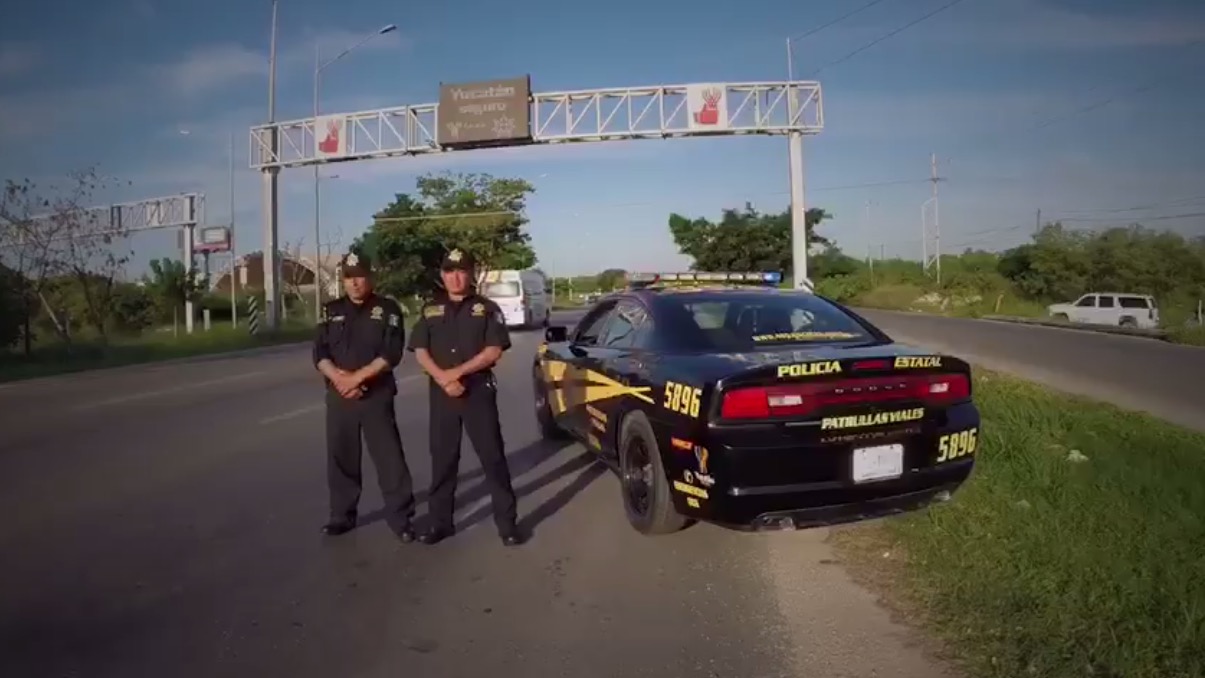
top-left (433, 368), bottom-right (466, 398)
top-left (331, 369), bottom-right (366, 399)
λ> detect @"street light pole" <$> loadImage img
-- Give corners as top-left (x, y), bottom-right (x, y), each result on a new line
top-left (786, 37), bottom-right (808, 288)
top-left (313, 40), bottom-right (322, 321)
top-left (229, 129), bottom-right (238, 328)
top-left (262, 0), bottom-right (282, 331)
top-left (312, 23), bottom-right (397, 320)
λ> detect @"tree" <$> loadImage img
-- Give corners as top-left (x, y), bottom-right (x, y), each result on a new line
top-left (0, 263), bottom-right (23, 349)
top-left (144, 257), bottom-right (206, 336)
top-left (108, 283), bottom-right (156, 334)
top-left (995, 222), bottom-right (1205, 304)
top-left (0, 168), bottom-right (137, 345)
top-left (354, 172), bottom-right (538, 299)
top-left (667, 202), bottom-right (833, 276)
top-left (0, 176), bottom-right (77, 351)
top-left (595, 268), bottom-right (627, 290)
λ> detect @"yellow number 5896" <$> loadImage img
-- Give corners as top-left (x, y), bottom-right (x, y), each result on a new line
top-left (664, 381), bottom-right (702, 418)
top-left (938, 428), bottom-right (978, 462)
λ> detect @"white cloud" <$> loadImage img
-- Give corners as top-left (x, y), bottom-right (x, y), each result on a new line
top-left (154, 27), bottom-right (409, 100)
top-left (0, 25), bottom-right (412, 147)
top-left (0, 43), bottom-right (39, 79)
top-left (157, 44), bottom-right (267, 98)
top-left (940, 1), bottom-right (1205, 50)
top-left (823, 87), bottom-right (1142, 143)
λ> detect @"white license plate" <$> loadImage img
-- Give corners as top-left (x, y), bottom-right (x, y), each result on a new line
top-left (852, 444), bottom-right (904, 483)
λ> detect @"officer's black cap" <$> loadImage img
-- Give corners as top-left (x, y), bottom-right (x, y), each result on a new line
top-left (340, 251), bottom-right (371, 277)
top-left (440, 248), bottom-right (476, 272)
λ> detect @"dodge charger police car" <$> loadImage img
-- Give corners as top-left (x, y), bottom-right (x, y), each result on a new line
top-left (532, 271), bottom-right (981, 535)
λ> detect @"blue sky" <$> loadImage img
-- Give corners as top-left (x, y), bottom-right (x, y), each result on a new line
top-left (0, 0), bottom-right (1203, 277)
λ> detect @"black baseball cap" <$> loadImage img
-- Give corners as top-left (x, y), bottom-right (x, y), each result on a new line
top-left (440, 248), bottom-right (476, 271)
top-left (340, 251), bottom-right (371, 277)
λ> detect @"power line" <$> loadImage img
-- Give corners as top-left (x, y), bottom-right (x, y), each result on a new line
top-left (1060, 211), bottom-right (1205, 224)
top-left (942, 37), bottom-right (1205, 159)
top-left (1046, 194), bottom-right (1205, 216)
top-left (809, 0), bottom-right (973, 77)
top-left (363, 177), bottom-right (935, 224)
top-left (788, 0), bottom-right (896, 43)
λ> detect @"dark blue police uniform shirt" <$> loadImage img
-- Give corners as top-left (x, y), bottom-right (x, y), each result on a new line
top-left (312, 293), bottom-right (406, 396)
top-left (407, 293), bottom-right (511, 385)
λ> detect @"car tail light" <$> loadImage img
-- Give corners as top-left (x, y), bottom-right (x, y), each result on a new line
top-left (719, 373), bottom-right (970, 420)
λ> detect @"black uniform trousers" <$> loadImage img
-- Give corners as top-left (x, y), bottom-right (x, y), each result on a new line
top-left (426, 375), bottom-right (518, 533)
top-left (325, 389), bottom-right (416, 531)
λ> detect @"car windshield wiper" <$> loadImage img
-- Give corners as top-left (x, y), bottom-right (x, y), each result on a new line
top-left (835, 339), bottom-right (888, 349)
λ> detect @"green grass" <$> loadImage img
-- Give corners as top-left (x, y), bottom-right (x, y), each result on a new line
top-left (1167, 324), bottom-right (1205, 346)
top-left (846, 283), bottom-right (1204, 346)
top-left (0, 320), bottom-right (315, 383)
top-left (830, 370), bottom-right (1205, 678)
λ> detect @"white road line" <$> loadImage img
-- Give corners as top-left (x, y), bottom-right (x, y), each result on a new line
top-left (72, 371), bottom-right (269, 411)
top-left (258, 374), bottom-right (424, 425)
top-left (259, 403), bottom-right (324, 425)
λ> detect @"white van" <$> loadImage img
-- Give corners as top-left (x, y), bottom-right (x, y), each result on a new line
top-left (1047, 292), bottom-right (1160, 329)
top-left (479, 269), bottom-right (551, 329)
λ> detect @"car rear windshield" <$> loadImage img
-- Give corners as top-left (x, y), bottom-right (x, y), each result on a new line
top-left (482, 282), bottom-right (521, 298)
top-left (652, 291), bottom-right (879, 352)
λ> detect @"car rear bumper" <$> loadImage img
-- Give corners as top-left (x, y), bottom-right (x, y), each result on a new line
top-left (703, 457), bottom-right (974, 531)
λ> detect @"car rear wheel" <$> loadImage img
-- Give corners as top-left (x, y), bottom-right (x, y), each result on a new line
top-left (618, 412), bottom-right (687, 535)
top-left (1119, 316), bottom-right (1137, 327)
top-left (533, 367), bottom-right (569, 440)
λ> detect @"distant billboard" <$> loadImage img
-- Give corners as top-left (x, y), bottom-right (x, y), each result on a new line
top-left (194, 226), bottom-right (231, 253)
top-left (437, 76), bottom-right (532, 148)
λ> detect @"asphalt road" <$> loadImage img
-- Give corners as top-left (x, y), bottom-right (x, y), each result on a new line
top-left (0, 312), bottom-right (950, 678)
top-left (856, 309), bottom-right (1205, 434)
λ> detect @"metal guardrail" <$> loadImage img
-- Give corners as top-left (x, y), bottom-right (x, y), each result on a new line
top-left (981, 315), bottom-right (1171, 341)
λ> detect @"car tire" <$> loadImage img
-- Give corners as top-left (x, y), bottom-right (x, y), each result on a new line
top-left (533, 366), bottom-right (570, 440)
top-left (618, 412), bottom-right (688, 536)
top-left (1119, 316), bottom-right (1137, 328)
top-left (1052, 313), bottom-right (1069, 322)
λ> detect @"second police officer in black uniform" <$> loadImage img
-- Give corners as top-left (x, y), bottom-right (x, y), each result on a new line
top-left (312, 251), bottom-right (417, 542)
top-left (407, 248), bottom-right (524, 546)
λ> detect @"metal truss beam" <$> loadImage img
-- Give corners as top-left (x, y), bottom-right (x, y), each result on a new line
top-left (249, 81), bottom-right (823, 170)
top-left (5, 193), bottom-right (204, 246)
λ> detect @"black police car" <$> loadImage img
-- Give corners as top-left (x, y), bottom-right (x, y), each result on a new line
top-left (532, 271), bottom-right (980, 535)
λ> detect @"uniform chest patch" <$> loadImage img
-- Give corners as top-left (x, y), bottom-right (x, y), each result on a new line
top-left (424, 305), bottom-right (445, 318)
top-left (371, 306), bottom-right (384, 320)
top-left (471, 303), bottom-right (486, 316)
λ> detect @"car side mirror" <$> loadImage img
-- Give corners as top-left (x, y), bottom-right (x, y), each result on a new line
top-left (545, 325), bottom-right (568, 343)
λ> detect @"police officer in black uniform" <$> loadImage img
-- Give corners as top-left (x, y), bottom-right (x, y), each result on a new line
top-left (407, 248), bottom-right (523, 546)
top-left (313, 251), bottom-right (417, 542)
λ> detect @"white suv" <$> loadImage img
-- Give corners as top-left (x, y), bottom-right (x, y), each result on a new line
top-left (1047, 293), bottom-right (1160, 329)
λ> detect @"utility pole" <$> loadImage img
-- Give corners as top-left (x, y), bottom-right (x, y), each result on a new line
top-left (229, 129), bottom-right (238, 327)
top-left (922, 152), bottom-right (944, 285)
top-left (262, 0), bottom-right (283, 332)
top-left (1035, 208), bottom-right (1041, 235)
top-left (314, 40), bottom-right (323, 323)
top-left (786, 38), bottom-right (809, 289)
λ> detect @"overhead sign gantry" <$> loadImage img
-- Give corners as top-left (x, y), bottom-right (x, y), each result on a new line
top-left (249, 78), bottom-right (824, 330)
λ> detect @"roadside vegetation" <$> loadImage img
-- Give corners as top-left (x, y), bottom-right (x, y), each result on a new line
top-left (830, 369), bottom-right (1205, 678)
top-left (807, 224), bottom-right (1205, 346)
top-left (1, 170), bottom-right (540, 380)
